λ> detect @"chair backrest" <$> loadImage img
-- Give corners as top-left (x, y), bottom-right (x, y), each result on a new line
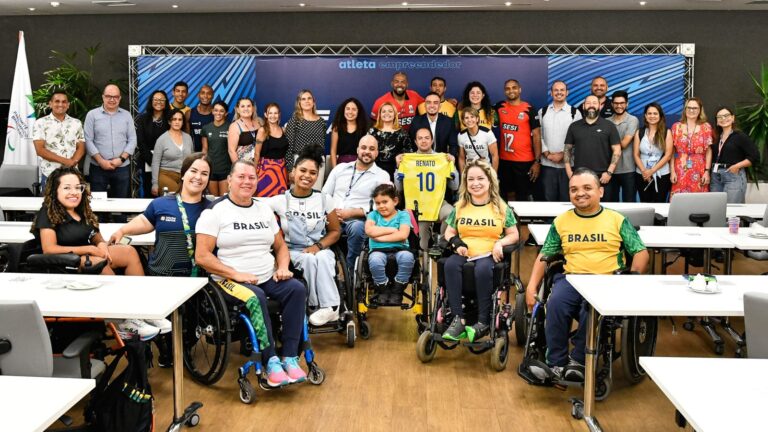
top-left (761, 205), bottom-right (768, 228)
top-left (0, 300), bottom-right (53, 376)
top-left (667, 192), bottom-right (727, 227)
top-left (744, 292), bottom-right (768, 359)
top-left (618, 207), bottom-right (655, 229)
top-left (0, 164), bottom-right (38, 194)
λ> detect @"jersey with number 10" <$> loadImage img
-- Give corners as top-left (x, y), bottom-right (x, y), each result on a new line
top-left (399, 153), bottom-right (453, 221)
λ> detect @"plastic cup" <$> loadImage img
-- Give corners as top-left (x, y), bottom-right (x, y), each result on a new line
top-left (728, 217), bottom-right (740, 234)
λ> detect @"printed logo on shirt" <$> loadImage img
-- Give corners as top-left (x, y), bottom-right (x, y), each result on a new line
top-left (567, 233), bottom-right (607, 242)
top-left (457, 217), bottom-right (498, 227)
top-left (233, 221), bottom-right (271, 230)
top-left (288, 210), bottom-right (323, 219)
top-left (160, 216), bottom-right (177, 223)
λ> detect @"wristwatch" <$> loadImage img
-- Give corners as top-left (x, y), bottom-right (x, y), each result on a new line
top-left (119, 156), bottom-right (127, 163)
top-left (606, 170), bottom-right (614, 176)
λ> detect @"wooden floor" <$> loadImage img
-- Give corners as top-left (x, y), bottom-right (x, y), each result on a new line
top-left (77, 232), bottom-right (766, 431)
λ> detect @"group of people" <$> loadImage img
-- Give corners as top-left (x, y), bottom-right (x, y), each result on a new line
top-left (26, 69), bottom-right (761, 389)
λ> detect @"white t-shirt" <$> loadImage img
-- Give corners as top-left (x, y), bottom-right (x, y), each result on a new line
top-left (458, 126), bottom-right (496, 164)
top-left (196, 196), bottom-right (280, 283)
top-left (265, 190), bottom-right (335, 247)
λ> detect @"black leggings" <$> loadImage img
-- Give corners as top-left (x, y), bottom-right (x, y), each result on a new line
top-left (444, 254), bottom-right (495, 325)
top-left (636, 173), bottom-right (671, 203)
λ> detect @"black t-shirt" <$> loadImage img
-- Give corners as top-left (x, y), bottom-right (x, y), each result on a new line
top-left (34, 204), bottom-right (98, 247)
top-left (337, 128), bottom-right (364, 156)
top-left (564, 117), bottom-right (621, 173)
top-left (711, 130), bottom-right (760, 166)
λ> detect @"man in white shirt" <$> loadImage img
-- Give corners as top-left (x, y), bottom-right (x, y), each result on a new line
top-left (538, 81), bottom-right (582, 201)
top-left (322, 134), bottom-right (391, 271)
top-left (32, 90), bottom-right (86, 190)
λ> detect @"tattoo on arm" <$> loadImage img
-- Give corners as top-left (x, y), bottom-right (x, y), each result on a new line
top-left (610, 152), bottom-right (621, 167)
top-left (564, 144), bottom-right (573, 164)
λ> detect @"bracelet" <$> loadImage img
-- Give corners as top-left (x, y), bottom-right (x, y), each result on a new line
top-left (314, 241), bottom-right (324, 250)
top-left (606, 170), bottom-right (614, 176)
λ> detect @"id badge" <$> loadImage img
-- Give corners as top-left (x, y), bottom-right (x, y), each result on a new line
top-left (713, 163), bottom-right (719, 173)
top-left (686, 158), bottom-right (693, 169)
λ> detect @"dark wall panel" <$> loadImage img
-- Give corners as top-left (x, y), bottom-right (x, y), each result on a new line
top-left (1, 11), bottom-right (766, 110)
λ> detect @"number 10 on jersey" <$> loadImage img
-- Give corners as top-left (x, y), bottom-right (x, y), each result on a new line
top-left (416, 172), bottom-right (436, 192)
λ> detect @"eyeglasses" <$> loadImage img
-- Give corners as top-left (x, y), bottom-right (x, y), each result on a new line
top-left (716, 114), bottom-right (733, 120)
top-left (685, 106), bottom-right (700, 111)
top-left (59, 184), bottom-right (87, 194)
top-left (152, 98), bottom-right (167, 103)
top-left (103, 95), bottom-right (121, 100)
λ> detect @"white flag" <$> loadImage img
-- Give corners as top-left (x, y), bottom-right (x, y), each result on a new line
top-left (4, 31), bottom-right (37, 166)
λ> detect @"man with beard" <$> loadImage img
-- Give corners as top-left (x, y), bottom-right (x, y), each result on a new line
top-left (564, 95), bottom-right (622, 201)
top-left (370, 71), bottom-right (424, 132)
top-left (607, 91), bottom-right (639, 202)
top-left (579, 76), bottom-right (613, 119)
top-left (185, 84), bottom-right (214, 152)
top-left (409, 92), bottom-right (458, 157)
top-left (416, 76), bottom-right (457, 118)
top-left (495, 79), bottom-right (541, 201)
top-left (322, 134), bottom-right (391, 272)
top-left (524, 168), bottom-right (648, 381)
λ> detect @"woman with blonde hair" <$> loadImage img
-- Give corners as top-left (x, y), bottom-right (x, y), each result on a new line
top-left (227, 97), bottom-right (263, 163)
top-left (670, 97), bottom-right (713, 195)
top-left (441, 159), bottom-right (519, 342)
top-left (368, 101), bottom-right (413, 180)
top-left (285, 89), bottom-right (327, 174)
top-left (254, 102), bottom-right (289, 197)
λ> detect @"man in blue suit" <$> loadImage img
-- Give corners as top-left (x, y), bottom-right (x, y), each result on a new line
top-left (409, 92), bottom-right (458, 158)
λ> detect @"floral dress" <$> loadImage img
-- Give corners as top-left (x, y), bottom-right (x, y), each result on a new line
top-left (671, 121), bottom-right (712, 195)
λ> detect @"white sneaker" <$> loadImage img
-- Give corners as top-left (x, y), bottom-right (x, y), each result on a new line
top-left (115, 318), bottom-right (160, 341)
top-left (309, 307), bottom-right (339, 326)
top-left (144, 318), bottom-right (172, 334)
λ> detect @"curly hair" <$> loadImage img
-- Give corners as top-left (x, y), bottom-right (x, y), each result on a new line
top-left (455, 159), bottom-right (506, 217)
top-left (32, 167), bottom-right (98, 232)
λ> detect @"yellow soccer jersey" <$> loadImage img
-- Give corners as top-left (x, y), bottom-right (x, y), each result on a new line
top-left (446, 202), bottom-right (516, 257)
top-left (400, 153), bottom-right (453, 221)
top-left (540, 207), bottom-right (646, 275)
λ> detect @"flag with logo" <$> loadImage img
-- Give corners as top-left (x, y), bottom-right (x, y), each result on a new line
top-left (4, 31), bottom-right (37, 166)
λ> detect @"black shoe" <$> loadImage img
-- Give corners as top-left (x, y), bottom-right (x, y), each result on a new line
top-left (392, 281), bottom-right (408, 305)
top-left (441, 315), bottom-right (467, 341)
top-left (525, 234), bottom-right (536, 246)
top-left (563, 358), bottom-right (585, 383)
top-left (373, 282), bottom-right (389, 304)
top-left (155, 334), bottom-right (173, 368)
top-left (466, 322), bottom-right (490, 342)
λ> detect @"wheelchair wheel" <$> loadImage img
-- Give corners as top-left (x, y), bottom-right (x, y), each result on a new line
top-left (416, 331), bottom-right (437, 363)
top-left (514, 291), bottom-right (528, 347)
top-left (595, 368), bottom-right (612, 401)
top-left (359, 320), bottom-right (372, 340)
top-left (490, 334), bottom-right (509, 372)
top-left (308, 363), bottom-right (326, 385)
top-left (183, 283), bottom-right (231, 385)
top-left (621, 316), bottom-right (658, 384)
top-left (346, 321), bottom-right (356, 348)
top-left (238, 377), bottom-right (256, 404)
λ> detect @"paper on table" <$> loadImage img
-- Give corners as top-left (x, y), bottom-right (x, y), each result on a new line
top-left (467, 252), bottom-right (492, 262)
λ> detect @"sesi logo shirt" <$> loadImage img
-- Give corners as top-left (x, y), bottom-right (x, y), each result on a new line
top-left (495, 101), bottom-right (539, 162)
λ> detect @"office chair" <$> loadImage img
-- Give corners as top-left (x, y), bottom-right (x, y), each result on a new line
top-left (0, 164), bottom-right (41, 196)
top-left (618, 207), bottom-right (656, 229)
top-left (744, 292), bottom-right (768, 359)
top-left (740, 205), bottom-right (768, 265)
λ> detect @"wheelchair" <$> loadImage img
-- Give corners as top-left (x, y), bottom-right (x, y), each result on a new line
top-left (415, 243), bottom-right (520, 371)
top-left (516, 255), bottom-right (658, 402)
top-left (181, 280), bottom-right (325, 405)
top-left (352, 209), bottom-right (430, 339)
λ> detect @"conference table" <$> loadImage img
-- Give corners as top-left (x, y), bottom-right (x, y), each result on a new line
top-left (0, 272), bottom-right (207, 431)
top-left (0, 375), bottom-right (95, 432)
top-left (0, 221), bottom-right (155, 246)
top-left (640, 356), bottom-right (768, 432)
top-left (564, 274), bottom-right (768, 432)
top-left (508, 201), bottom-right (767, 220)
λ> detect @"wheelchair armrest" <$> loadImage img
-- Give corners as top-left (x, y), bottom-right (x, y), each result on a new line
top-left (0, 243), bottom-right (8, 252)
top-left (62, 330), bottom-right (101, 379)
top-left (27, 253), bottom-right (81, 269)
top-left (502, 243), bottom-right (522, 257)
top-left (540, 254), bottom-right (564, 264)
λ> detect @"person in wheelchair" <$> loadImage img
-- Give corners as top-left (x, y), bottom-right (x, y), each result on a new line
top-left (524, 168), bottom-right (649, 382)
top-left (442, 159), bottom-right (519, 342)
top-left (109, 152), bottom-right (213, 365)
top-left (394, 127), bottom-right (459, 252)
top-left (195, 159), bottom-right (308, 387)
top-left (265, 144), bottom-right (342, 326)
top-left (30, 166), bottom-right (156, 340)
top-left (365, 183), bottom-right (416, 305)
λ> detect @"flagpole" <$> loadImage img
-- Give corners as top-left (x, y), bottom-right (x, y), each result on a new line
top-left (4, 30), bottom-right (38, 172)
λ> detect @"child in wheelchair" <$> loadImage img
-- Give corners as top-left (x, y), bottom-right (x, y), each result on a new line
top-left (364, 184), bottom-right (415, 305)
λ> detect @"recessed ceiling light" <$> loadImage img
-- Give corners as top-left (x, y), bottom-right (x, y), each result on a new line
top-left (51, 1), bottom-right (60, 6)
top-left (505, 1), bottom-right (512, 5)
top-left (172, 4), bottom-right (178, 7)
top-left (402, 1), bottom-right (408, 5)
top-left (639, 1), bottom-right (647, 4)
top-left (299, 2), bottom-right (306, 5)
top-left (28, 7), bottom-right (35, 10)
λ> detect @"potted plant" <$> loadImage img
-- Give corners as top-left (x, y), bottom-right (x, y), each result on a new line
top-left (736, 63), bottom-right (768, 203)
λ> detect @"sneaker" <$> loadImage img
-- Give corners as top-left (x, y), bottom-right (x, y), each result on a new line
top-left (392, 280), bottom-right (408, 305)
top-left (115, 318), bottom-right (160, 341)
top-left (563, 358), bottom-right (585, 383)
top-left (551, 365), bottom-right (565, 381)
top-left (466, 322), bottom-right (490, 343)
top-left (144, 318), bottom-right (172, 334)
top-left (281, 356), bottom-right (307, 383)
top-left (373, 282), bottom-right (389, 304)
top-left (309, 307), bottom-right (339, 326)
top-left (155, 334), bottom-right (173, 368)
top-left (266, 356), bottom-right (290, 387)
top-left (441, 315), bottom-right (467, 341)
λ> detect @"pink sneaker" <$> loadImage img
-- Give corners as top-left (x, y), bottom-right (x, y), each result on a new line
top-left (266, 356), bottom-right (290, 387)
top-left (281, 357), bottom-right (307, 383)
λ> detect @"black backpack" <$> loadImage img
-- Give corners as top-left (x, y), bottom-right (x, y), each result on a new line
top-left (86, 341), bottom-right (154, 432)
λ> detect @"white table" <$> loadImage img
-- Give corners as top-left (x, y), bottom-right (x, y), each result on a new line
top-left (564, 274), bottom-right (768, 431)
top-left (509, 201), bottom-right (766, 220)
top-left (640, 357), bottom-right (768, 432)
top-left (0, 221), bottom-right (155, 246)
top-left (0, 273), bottom-right (206, 431)
top-left (0, 375), bottom-right (95, 432)
top-left (0, 196), bottom-right (152, 215)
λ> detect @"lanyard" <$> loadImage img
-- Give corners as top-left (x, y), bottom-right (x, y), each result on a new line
top-left (176, 194), bottom-right (198, 277)
top-left (345, 166), bottom-right (370, 197)
top-left (716, 132), bottom-right (730, 165)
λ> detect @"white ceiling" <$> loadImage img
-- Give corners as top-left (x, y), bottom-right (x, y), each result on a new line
top-left (4, 0), bottom-right (768, 15)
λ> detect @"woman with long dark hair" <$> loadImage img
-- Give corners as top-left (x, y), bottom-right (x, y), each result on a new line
top-left (633, 103), bottom-right (674, 203)
top-left (329, 98), bottom-right (367, 168)
top-left (456, 81), bottom-right (495, 131)
top-left (709, 106), bottom-right (760, 203)
top-left (135, 90), bottom-right (170, 197)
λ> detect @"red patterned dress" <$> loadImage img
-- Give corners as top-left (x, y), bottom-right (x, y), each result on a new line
top-left (671, 121), bottom-right (712, 195)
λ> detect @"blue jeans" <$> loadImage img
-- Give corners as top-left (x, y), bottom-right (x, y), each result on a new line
top-left (545, 273), bottom-right (588, 367)
top-left (710, 169), bottom-right (747, 204)
top-left (444, 254), bottom-right (495, 325)
top-left (40, 174), bottom-right (48, 194)
top-left (342, 219), bottom-right (366, 272)
top-left (88, 164), bottom-right (130, 198)
top-left (540, 166), bottom-right (569, 202)
top-left (368, 250), bottom-right (415, 285)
